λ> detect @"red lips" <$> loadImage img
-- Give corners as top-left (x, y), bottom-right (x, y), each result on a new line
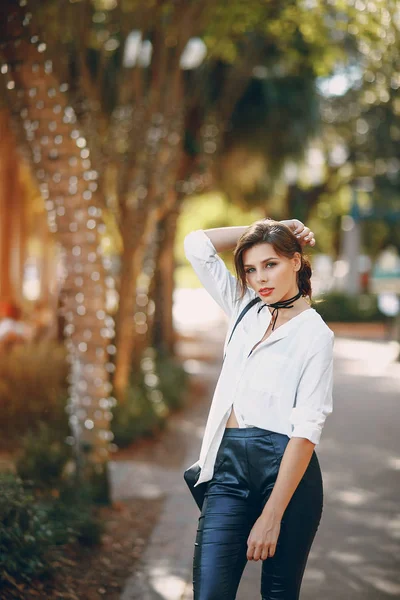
top-left (259, 288), bottom-right (274, 296)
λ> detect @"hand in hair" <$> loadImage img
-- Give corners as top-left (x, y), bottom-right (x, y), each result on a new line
top-left (278, 219), bottom-right (315, 247)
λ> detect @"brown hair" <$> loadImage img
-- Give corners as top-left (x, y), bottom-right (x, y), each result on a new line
top-left (233, 219), bottom-right (312, 300)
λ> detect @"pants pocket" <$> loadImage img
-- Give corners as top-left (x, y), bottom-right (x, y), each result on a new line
top-left (269, 432), bottom-right (290, 463)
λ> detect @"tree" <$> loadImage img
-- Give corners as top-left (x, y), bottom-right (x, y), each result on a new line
top-left (1, 0), bottom-right (393, 418)
top-left (304, 0), bottom-right (400, 257)
top-left (1, 1), bottom-right (115, 488)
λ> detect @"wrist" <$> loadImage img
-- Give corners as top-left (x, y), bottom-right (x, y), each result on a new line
top-left (279, 219), bottom-right (294, 228)
top-left (261, 501), bottom-right (284, 522)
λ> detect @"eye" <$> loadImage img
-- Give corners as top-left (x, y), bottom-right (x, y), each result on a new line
top-left (245, 268), bottom-right (255, 274)
top-left (266, 262), bottom-right (276, 268)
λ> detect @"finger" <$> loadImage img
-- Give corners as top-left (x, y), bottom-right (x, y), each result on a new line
top-left (246, 543), bottom-right (255, 561)
top-left (299, 226), bottom-right (311, 237)
top-left (253, 546), bottom-right (262, 561)
top-left (268, 544), bottom-right (276, 558)
top-left (299, 233), bottom-right (316, 247)
top-left (261, 548), bottom-right (269, 560)
top-left (303, 231), bottom-right (315, 245)
top-left (304, 235), bottom-right (316, 246)
top-left (293, 221), bottom-right (304, 234)
top-left (296, 227), bottom-right (309, 240)
top-left (246, 550), bottom-right (254, 561)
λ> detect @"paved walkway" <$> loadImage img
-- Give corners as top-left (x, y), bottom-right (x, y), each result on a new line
top-left (114, 307), bottom-right (400, 600)
top-left (114, 324), bottom-right (226, 600)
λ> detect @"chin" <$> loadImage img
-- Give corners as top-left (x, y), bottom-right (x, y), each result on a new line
top-left (259, 292), bottom-right (275, 302)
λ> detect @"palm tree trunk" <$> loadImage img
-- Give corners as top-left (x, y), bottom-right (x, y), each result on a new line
top-left (1, 2), bottom-right (113, 485)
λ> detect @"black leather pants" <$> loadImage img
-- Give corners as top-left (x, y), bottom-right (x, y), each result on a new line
top-left (192, 427), bottom-right (323, 600)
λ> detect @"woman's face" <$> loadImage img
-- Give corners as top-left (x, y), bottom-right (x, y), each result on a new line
top-left (243, 243), bottom-right (301, 304)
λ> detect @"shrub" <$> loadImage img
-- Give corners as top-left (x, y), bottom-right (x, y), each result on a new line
top-left (0, 341), bottom-right (69, 448)
top-left (0, 472), bottom-right (103, 587)
top-left (314, 292), bottom-right (386, 323)
top-left (15, 422), bottom-right (72, 490)
top-left (156, 351), bottom-right (189, 411)
top-left (111, 350), bottom-right (189, 448)
top-left (112, 381), bottom-right (163, 448)
top-left (0, 473), bottom-right (53, 583)
top-left (41, 482), bottom-right (103, 546)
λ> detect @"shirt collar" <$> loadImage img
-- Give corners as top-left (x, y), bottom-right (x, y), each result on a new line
top-left (255, 305), bottom-right (315, 346)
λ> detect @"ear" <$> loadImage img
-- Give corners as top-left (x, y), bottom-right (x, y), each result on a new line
top-left (292, 252), bottom-right (301, 272)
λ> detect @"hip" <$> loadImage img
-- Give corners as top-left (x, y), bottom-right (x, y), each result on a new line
top-left (211, 426), bottom-right (323, 505)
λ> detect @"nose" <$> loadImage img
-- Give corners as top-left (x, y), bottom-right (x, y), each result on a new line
top-left (256, 270), bottom-right (267, 284)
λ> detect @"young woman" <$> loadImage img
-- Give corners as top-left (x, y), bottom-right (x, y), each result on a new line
top-left (183, 218), bottom-right (334, 600)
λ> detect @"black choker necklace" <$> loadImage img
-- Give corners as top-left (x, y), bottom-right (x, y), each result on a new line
top-left (258, 290), bottom-right (303, 330)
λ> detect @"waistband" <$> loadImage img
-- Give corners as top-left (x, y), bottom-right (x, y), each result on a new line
top-left (222, 426), bottom-right (287, 439)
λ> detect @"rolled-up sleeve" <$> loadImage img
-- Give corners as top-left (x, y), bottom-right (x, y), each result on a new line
top-left (290, 334), bottom-right (334, 445)
top-left (183, 230), bottom-right (245, 317)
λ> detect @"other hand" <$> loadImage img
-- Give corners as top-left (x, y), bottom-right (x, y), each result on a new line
top-left (279, 219), bottom-right (315, 247)
top-left (246, 510), bottom-right (281, 561)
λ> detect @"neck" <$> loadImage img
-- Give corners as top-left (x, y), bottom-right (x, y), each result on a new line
top-left (267, 290), bottom-right (308, 319)
top-left (279, 286), bottom-right (301, 303)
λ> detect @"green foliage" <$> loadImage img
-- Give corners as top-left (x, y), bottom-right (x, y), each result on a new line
top-left (0, 472), bottom-right (103, 586)
top-left (318, 3), bottom-right (400, 245)
top-left (0, 341), bottom-right (69, 448)
top-left (41, 482), bottom-right (103, 547)
top-left (112, 381), bottom-right (163, 448)
top-left (112, 351), bottom-right (189, 448)
top-left (155, 350), bottom-right (189, 411)
top-left (0, 473), bottom-right (52, 583)
top-left (202, 1), bottom-right (344, 73)
top-left (15, 422), bottom-right (72, 490)
top-left (314, 292), bottom-right (386, 323)
top-left (230, 75), bottom-right (320, 172)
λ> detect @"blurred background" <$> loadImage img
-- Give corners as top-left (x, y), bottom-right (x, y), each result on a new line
top-left (0, 1), bottom-right (399, 599)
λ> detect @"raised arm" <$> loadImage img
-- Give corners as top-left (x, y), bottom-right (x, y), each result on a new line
top-left (204, 219), bottom-right (315, 252)
top-left (202, 226), bottom-right (249, 252)
top-left (184, 218), bottom-right (316, 319)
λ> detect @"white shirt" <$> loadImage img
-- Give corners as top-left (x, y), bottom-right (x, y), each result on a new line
top-left (184, 230), bottom-right (334, 487)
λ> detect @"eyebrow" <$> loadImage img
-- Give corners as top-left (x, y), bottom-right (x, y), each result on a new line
top-left (243, 257), bottom-right (278, 267)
